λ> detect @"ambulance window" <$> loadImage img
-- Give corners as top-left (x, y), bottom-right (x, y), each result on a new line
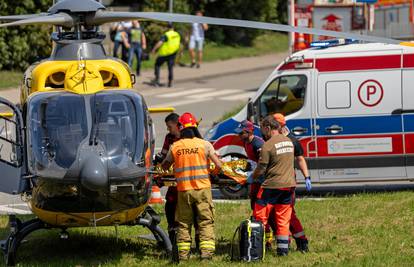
top-left (326, 81), bottom-right (351, 109)
top-left (258, 75), bottom-right (307, 119)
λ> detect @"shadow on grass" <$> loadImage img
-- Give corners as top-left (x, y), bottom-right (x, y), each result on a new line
top-left (215, 237), bottom-right (232, 257)
top-left (0, 221), bottom-right (171, 267)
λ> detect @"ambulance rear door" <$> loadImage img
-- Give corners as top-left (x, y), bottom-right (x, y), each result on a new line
top-left (314, 50), bottom-right (406, 182)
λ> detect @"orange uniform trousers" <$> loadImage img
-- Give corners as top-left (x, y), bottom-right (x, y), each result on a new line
top-left (253, 187), bottom-right (293, 254)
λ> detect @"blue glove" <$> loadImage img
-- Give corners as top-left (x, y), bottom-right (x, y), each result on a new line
top-left (305, 177), bottom-right (312, 192)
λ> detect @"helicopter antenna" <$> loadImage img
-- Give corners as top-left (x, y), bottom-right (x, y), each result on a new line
top-left (76, 45), bottom-right (89, 92)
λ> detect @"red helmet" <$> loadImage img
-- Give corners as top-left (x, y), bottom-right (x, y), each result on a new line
top-left (178, 112), bottom-right (198, 130)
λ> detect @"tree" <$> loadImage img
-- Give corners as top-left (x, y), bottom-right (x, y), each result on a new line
top-left (203, 0), bottom-right (282, 46)
top-left (0, 0), bottom-right (53, 70)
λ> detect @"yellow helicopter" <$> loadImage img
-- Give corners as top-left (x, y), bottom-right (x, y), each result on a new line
top-left (0, 0), bottom-right (403, 265)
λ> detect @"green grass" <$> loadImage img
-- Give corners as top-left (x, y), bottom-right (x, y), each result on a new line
top-left (0, 191), bottom-right (413, 266)
top-left (0, 71), bottom-right (22, 90)
top-left (214, 103), bottom-right (245, 124)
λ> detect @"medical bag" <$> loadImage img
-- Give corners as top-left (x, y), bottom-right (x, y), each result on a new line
top-left (231, 218), bottom-right (265, 262)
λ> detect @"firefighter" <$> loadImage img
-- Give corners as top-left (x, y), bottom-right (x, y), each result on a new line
top-left (273, 113), bottom-right (310, 252)
top-left (235, 120), bottom-right (264, 209)
top-left (251, 115), bottom-right (296, 256)
top-left (151, 22), bottom-right (181, 87)
top-left (162, 112), bottom-right (222, 260)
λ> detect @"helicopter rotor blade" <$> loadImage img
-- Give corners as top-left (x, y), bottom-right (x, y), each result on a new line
top-left (0, 13), bottom-right (47, 22)
top-left (0, 13), bottom-right (73, 28)
top-left (92, 11), bottom-right (401, 45)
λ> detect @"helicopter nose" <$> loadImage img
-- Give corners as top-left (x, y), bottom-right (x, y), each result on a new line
top-left (80, 153), bottom-right (108, 191)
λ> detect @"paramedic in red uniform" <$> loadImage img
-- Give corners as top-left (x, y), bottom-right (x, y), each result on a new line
top-left (251, 115), bottom-right (296, 256)
top-left (274, 113), bottom-right (311, 252)
top-left (235, 120), bottom-right (264, 209)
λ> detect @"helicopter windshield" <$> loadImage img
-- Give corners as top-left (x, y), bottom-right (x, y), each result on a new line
top-left (89, 93), bottom-right (140, 167)
top-left (27, 91), bottom-right (148, 179)
top-left (28, 93), bottom-right (88, 173)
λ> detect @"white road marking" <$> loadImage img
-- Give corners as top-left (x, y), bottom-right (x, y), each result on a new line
top-left (219, 91), bottom-right (255, 101)
top-left (0, 204), bottom-right (32, 215)
top-left (140, 88), bottom-right (184, 97)
top-left (188, 89), bottom-right (241, 99)
top-left (158, 88), bottom-right (214, 98)
top-left (152, 98), bottom-right (213, 108)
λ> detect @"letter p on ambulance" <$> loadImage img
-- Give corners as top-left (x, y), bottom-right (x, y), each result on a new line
top-left (367, 85), bottom-right (376, 101)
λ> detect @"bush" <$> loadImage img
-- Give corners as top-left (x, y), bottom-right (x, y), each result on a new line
top-left (0, 0), bottom-right (53, 71)
top-left (132, 0), bottom-right (286, 47)
top-left (203, 0), bottom-right (282, 46)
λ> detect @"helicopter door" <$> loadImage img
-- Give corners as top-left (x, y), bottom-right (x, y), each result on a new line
top-left (0, 97), bottom-right (27, 194)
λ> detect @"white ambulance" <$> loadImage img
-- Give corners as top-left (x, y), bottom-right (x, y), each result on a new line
top-left (205, 40), bottom-right (414, 194)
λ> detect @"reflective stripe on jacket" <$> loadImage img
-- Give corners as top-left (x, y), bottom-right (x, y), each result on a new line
top-left (172, 138), bottom-right (211, 191)
top-left (158, 30), bottom-right (181, 56)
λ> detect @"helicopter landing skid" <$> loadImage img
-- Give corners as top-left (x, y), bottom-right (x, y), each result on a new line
top-left (0, 215), bottom-right (48, 266)
top-left (0, 207), bottom-right (172, 266)
top-left (135, 206), bottom-right (172, 255)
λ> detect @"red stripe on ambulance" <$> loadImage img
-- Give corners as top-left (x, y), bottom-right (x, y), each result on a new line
top-left (278, 54), bottom-right (414, 72)
top-left (404, 133), bottom-right (414, 154)
top-left (213, 134), bottom-right (244, 150)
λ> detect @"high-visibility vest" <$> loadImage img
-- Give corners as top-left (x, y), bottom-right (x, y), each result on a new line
top-left (158, 30), bottom-right (181, 57)
top-left (171, 137), bottom-right (211, 191)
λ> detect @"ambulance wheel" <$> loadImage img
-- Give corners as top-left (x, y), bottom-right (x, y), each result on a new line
top-left (219, 184), bottom-right (248, 199)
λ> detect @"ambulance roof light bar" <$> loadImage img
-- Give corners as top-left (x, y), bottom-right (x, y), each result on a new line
top-left (310, 38), bottom-right (358, 48)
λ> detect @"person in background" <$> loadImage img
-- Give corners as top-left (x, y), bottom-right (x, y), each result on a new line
top-left (112, 23), bottom-right (130, 62)
top-left (127, 20), bottom-right (147, 76)
top-left (189, 11), bottom-right (208, 68)
top-left (151, 22), bottom-right (181, 88)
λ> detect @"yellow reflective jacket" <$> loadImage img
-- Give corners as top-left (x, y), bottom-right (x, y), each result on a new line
top-left (158, 30), bottom-right (181, 56)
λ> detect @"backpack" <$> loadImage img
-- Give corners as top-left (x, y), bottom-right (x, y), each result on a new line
top-left (230, 218), bottom-right (265, 262)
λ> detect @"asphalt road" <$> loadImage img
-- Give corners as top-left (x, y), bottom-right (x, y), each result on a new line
top-left (140, 66), bottom-right (273, 150)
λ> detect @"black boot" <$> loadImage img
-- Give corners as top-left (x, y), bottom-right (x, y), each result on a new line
top-left (276, 247), bottom-right (288, 256)
top-left (151, 78), bottom-right (161, 87)
top-left (168, 80), bottom-right (173, 88)
top-left (296, 238), bottom-right (309, 253)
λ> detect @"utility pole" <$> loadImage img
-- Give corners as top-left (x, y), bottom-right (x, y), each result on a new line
top-left (169, 0), bottom-right (173, 13)
top-left (288, 0), bottom-right (295, 54)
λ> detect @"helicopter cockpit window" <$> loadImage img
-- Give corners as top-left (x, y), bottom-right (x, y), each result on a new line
top-left (257, 75), bottom-right (307, 119)
top-left (28, 93), bottom-right (88, 172)
top-left (90, 93), bottom-right (139, 165)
